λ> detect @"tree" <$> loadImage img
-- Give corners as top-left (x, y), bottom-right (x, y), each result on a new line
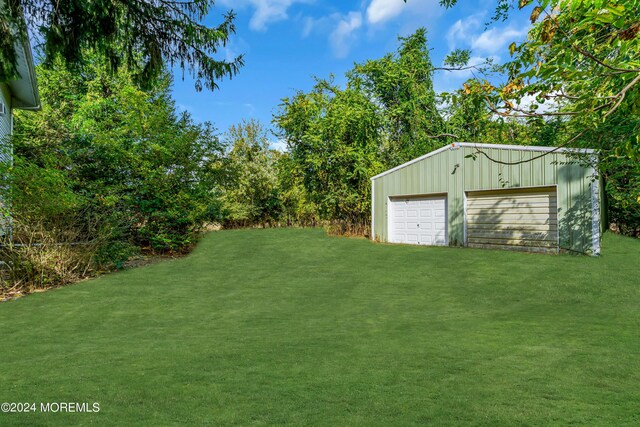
top-left (443, 79), bottom-right (556, 147)
top-left (424, 0), bottom-right (640, 233)
top-left (430, 0), bottom-right (640, 160)
top-left (274, 152), bottom-right (318, 227)
top-left (275, 79), bottom-right (384, 228)
top-left (8, 55), bottom-right (225, 255)
top-left (349, 28), bottom-right (445, 165)
top-left (0, 0), bottom-right (243, 90)
top-left (274, 29), bottom-right (445, 229)
top-left (219, 119), bottom-right (282, 227)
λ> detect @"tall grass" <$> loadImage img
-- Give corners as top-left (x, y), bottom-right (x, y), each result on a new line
top-left (0, 217), bottom-right (99, 298)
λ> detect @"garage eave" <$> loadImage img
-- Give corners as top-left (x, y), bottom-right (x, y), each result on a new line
top-left (370, 144), bottom-right (452, 181)
top-left (6, 19), bottom-right (40, 110)
top-left (371, 142), bottom-right (595, 181)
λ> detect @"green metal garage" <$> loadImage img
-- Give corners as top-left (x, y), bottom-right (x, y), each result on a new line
top-left (370, 143), bottom-right (602, 255)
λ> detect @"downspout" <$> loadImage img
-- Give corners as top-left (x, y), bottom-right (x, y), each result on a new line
top-left (370, 178), bottom-right (375, 241)
top-left (590, 154), bottom-right (601, 256)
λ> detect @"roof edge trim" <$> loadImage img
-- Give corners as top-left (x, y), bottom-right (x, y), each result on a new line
top-left (15, 28), bottom-right (40, 110)
top-left (370, 142), bottom-right (595, 181)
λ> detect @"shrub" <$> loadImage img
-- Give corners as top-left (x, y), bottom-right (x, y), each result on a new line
top-left (0, 217), bottom-right (99, 296)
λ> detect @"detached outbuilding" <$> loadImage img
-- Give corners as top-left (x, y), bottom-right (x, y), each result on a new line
top-left (371, 143), bottom-right (601, 255)
top-left (1, 18), bottom-right (40, 236)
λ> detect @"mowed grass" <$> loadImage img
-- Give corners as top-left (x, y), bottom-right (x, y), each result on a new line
top-left (1, 229), bottom-right (639, 426)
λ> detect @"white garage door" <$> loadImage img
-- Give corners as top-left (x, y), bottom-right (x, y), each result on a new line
top-left (466, 187), bottom-right (558, 253)
top-left (389, 196), bottom-right (447, 246)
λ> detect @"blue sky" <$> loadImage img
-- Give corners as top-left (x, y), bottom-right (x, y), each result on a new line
top-left (171, 0), bottom-right (532, 147)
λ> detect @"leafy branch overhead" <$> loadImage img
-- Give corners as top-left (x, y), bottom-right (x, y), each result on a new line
top-left (0, 0), bottom-right (244, 90)
top-left (435, 0), bottom-right (640, 161)
top-left (505, 1), bottom-right (640, 120)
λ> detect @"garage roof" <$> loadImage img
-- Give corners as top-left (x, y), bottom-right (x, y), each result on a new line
top-left (6, 17), bottom-right (40, 110)
top-left (371, 143), bottom-right (595, 181)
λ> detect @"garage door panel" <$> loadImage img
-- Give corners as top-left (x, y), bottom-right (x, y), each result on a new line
top-left (467, 206), bottom-right (556, 214)
top-left (467, 213), bottom-right (555, 221)
top-left (390, 196), bottom-right (447, 246)
top-left (468, 230), bottom-right (556, 240)
top-left (467, 187), bottom-right (558, 253)
top-left (406, 233), bottom-right (419, 243)
top-left (468, 242), bottom-right (558, 254)
top-left (468, 200), bottom-right (557, 209)
top-left (468, 194), bottom-right (555, 202)
top-left (468, 218), bottom-right (557, 226)
top-left (394, 222), bottom-right (406, 230)
top-left (468, 224), bottom-right (557, 234)
top-left (468, 237), bottom-right (557, 248)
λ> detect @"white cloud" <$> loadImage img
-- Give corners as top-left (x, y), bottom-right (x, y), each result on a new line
top-left (224, 45), bottom-right (238, 63)
top-left (220, 36), bottom-right (249, 65)
top-left (446, 14), bottom-right (483, 50)
top-left (177, 103), bottom-right (193, 114)
top-left (471, 26), bottom-right (530, 55)
top-left (302, 16), bottom-right (316, 37)
top-left (270, 138), bottom-right (288, 152)
top-left (515, 92), bottom-right (560, 114)
top-left (219, 0), bottom-right (310, 31)
top-left (243, 103), bottom-right (256, 115)
top-left (301, 14), bottom-right (334, 38)
top-left (302, 0), bottom-right (442, 58)
top-left (445, 14), bottom-right (530, 56)
top-left (329, 12), bottom-right (363, 58)
top-left (249, 0), bottom-right (290, 30)
top-left (366, 0), bottom-right (405, 25)
top-left (301, 11), bottom-right (363, 58)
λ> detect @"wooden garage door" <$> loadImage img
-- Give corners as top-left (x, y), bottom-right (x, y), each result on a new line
top-left (389, 196), bottom-right (447, 246)
top-left (466, 187), bottom-right (558, 253)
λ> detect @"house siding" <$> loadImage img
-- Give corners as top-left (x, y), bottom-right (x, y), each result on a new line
top-left (1, 83), bottom-right (12, 236)
top-left (0, 83), bottom-right (11, 155)
top-left (372, 144), bottom-right (598, 254)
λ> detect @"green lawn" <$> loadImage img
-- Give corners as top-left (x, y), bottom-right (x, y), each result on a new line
top-left (1, 229), bottom-right (639, 425)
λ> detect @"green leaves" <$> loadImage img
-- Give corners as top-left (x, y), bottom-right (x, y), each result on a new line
top-left (10, 55), bottom-right (224, 253)
top-left (1, 0), bottom-right (243, 91)
top-left (445, 0), bottom-right (640, 160)
top-left (274, 29), bottom-right (446, 225)
top-left (444, 49), bottom-right (471, 67)
top-left (219, 119), bottom-right (282, 226)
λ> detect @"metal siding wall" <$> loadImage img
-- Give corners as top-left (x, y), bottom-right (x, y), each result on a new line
top-left (0, 84), bottom-right (11, 160)
top-left (0, 83), bottom-right (12, 236)
top-left (373, 144), bottom-right (597, 253)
